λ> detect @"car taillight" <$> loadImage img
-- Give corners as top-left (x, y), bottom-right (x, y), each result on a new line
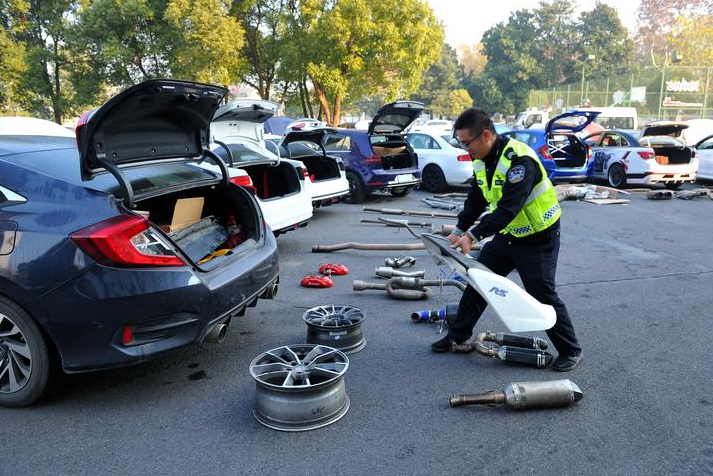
top-left (75, 109), bottom-right (96, 150)
top-left (638, 151), bottom-right (655, 159)
top-left (71, 215), bottom-right (185, 267)
top-left (230, 175), bottom-right (257, 194)
top-left (122, 325), bottom-right (134, 346)
top-left (587, 146), bottom-right (592, 159)
top-left (303, 167), bottom-right (311, 180)
top-left (538, 145), bottom-right (554, 161)
top-left (365, 155), bottom-right (382, 164)
top-left (457, 154), bottom-right (471, 162)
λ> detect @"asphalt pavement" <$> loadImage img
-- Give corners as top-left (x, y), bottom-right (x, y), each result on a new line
top-left (2, 186), bottom-right (713, 476)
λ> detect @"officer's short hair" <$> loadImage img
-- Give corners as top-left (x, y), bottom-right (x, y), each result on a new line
top-left (454, 107), bottom-right (495, 136)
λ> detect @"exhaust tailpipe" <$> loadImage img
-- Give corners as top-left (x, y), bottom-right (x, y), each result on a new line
top-left (205, 323), bottom-right (228, 344)
top-left (260, 282), bottom-right (279, 299)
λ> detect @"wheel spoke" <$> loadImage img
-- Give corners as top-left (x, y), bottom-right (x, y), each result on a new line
top-left (0, 324), bottom-right (19, 338)
top-left (265, 350), bottom-right (291, 365)
top-left (7, 358), bottom-right (21, 392)
top-left (284, 347), bottom-right (301, 365)
top-left (305, 348), bottom-right (338, 366)
top-left (303, 345), bottom-right (329, 364)
top-left (251, 362), bottom-right (292, 375)
top-left (5, 340), bottom-right (30, 359)
top-left (281, 371), bottom-right (296, 387)
top-left (10, 352), bottom-right (30, 379)
top-left (309, 366), bottom-right (341, 378)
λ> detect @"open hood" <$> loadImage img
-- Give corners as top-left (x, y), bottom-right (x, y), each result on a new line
top-left (281, 126), bottom-right (339, 147)
top-left (545, 110), bottom-right (600, 134)
top-left (641, 121), bottom-right (689, 138)
top-left (368, 101), bottom-right (424, 135)
top-left (78, 79), bottom-right (226, 181)
top-left (421, 234), bottom-right (556, 332)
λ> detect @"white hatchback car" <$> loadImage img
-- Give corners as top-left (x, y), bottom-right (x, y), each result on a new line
top-left (586, 124), bottom-right (698, 189)
top-left (206, 100), bottom-right (313, 236)
top-left (280, 125), bottom-right (350, 207)
top-left (404, 131), bottom-right (472, 192)
top-left (0, 116), bottom-right (74, 137)
top-left (694, 134), bottom-right (713, 181)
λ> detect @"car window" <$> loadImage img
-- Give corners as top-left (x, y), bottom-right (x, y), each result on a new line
top-left (323, 133), bottom-right (351, 151)
top-left (698, 138), bottom-right (713, 150)
top-left (407, 134), bottom-right (441, 150)
top-left (214, 143), bottom-right (274, 163)
top-left (585, 133), bottom-right (602, 146)
top-left (597, 116), bottom-right (635, 130)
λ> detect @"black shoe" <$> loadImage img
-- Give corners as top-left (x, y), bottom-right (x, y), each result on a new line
top-left (552, 352), bottom-right (583, 372)
top-left (431, 336), bottom-right (456, 353)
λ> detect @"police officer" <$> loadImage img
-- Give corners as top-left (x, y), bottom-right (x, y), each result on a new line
top-left (432, 107), bottom-right (583, 372)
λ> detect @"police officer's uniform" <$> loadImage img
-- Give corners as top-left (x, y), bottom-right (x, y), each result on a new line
top-left (446, 134), bottom-right (581, 359)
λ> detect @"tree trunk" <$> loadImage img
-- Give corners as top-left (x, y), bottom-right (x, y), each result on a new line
top-left (299, 83), bottom-right (308, 117)
top-left (333, 94), bottom-right (342, 128)
top-left (312, 82), bottom-right (333, 125)
top-left (52, 42), bottom-right (62, 124)
top-left (302, 77), bottom-right (314, 118)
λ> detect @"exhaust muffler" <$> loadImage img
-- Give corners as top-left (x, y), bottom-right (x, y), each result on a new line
top-left (449, 379), bottom-right (583, 410)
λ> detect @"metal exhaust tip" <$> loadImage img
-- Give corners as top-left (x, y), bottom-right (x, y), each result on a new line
top-left (205, 323), bottom-right (228, 344)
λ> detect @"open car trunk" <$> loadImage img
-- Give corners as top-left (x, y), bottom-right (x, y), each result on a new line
top-left (370, 135), bottom-right (417, 170)
top-left (134, 184), bottom-right (259, 272)
top-left (294, 154), bottom-right (340, 182)
top-left (650, 145), bottom-right (693, 165)
top-left (239, 162), bottom-right (301, 200)
top-left (547, 133), bottom-right (587, 168)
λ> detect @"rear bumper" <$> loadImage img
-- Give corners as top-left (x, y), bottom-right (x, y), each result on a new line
top-left (365, 169), bottom-right (421, 191)
top-left (38, 234), bottom-right (280, 372)
top-left (629, 172), bottom-right (697, 185)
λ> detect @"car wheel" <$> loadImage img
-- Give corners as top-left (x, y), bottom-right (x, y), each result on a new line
top-left (390, 186), bottom-right (413, 197)
top-left (421, 165), bottom-right (447, 193)
top-left (0, 297), bottom-right (54, 407)
top-left (607, 163), bottom-right (627, 188)
top-left (345, 171), bottom-right (366, 204)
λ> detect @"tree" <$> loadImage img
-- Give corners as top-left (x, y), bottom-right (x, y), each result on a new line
top-left (411, 43), bottom-right (463, 116)
top-left (577, 2), bottom-right (634, 79)
top-left (0, 10), bottom-right (27, 113)
top-left (297, 0), bottom-right (444, 126)
top-left (667, 14), bottom-right (713, 66)
top-left (429, 88), bottom-right (472, 118)
top-left (457, 43), bottom-right (487, 79)
top-left (636, 0), bottom-right (713, 64)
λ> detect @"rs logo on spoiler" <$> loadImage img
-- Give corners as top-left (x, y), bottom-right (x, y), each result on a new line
top-left (489, 287), bottom-right (508, 297)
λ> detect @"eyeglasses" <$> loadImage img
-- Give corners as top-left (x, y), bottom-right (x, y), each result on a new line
top-left (457, 130), bottom-right (484, 149)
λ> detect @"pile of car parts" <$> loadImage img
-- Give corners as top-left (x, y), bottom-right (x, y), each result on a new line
top-left (384, 256), bottom-right (417, 268)
top-left (449, 379), bottom-right (583, 411)
top-left (362, 206), bottom-right (459, 219)
top-left (250, 344), bottom-right (350, 431)
top-left (452, 331), bottom-right (552, 368)
top-left (303, 305), bottom-right (366, 354)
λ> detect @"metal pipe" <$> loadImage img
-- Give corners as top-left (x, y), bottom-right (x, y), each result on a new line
top-left (362, 206), bottom-right (459, 219)
top-left (361, 219), bottom-right (457, 236)
top-left (312, 242), bottom-right (426, 253)
top-left (375, 267), bottom-right (426, 278)
top-left (361, 218), bottom-right (434, 229)
top-left (420, 198), bottom-right (462, 211)
top-left (384, 256), bottom-right (417, 268)
top-left (411, 303), bottom-right (459, 323)
top-left (476, 331), bottom-right (548, 350)
top-left (451, 332), bottom-right (552, 367)
top-left (353, 277), bottom-right (465, 300)
top-left (449, 379), bottom-right (583, 410)
top-left (433, 192), bottom-right (468, 199)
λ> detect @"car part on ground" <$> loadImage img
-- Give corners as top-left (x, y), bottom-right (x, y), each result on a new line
top-left (411, 303), bottom-right (459, 323)
top-left (384, 256), bottom-right (417, 268)
top-left (352, 277), bottom-right (466, 300)
top-left (300, 275), bottom-right (334, 288)
top-left (676, 189), bottom-right (713, 200)
top-left (433, 192), bottom-right (468, 199)
top-left (451, 331), bottom-right (552, 368)
top-left (375, 266), bottom-right (426, 279)
top-left (303, 305), bottom-right (366, 354)
top-left (421, 197), bottom-right (463, 211)
top-left (318, 263), bottom-right (349, 275)
top-left (249, 344), bottom-right (350, 431)
top-left (312, 242), bottom-right (426, 253)
top-left (360, 218), bottom-right (456, 236)
top-left (449, 379), bottom-right (583, 410)
top-left (422, 234), bottom-right (556, 333)
top-left (363, 206), bottom-right (459, 219)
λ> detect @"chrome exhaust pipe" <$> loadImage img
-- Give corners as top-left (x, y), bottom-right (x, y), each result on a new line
top-left (205, 323), bottom-right (228, 344)
top-left (260, 282), bottom-right (279, 299)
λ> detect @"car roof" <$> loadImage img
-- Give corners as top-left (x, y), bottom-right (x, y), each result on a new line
top-left (0, 116), bottom-right (75, 137)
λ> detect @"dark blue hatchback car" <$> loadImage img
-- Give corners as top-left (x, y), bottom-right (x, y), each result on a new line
top-left (0, 80), bottom-right (279, 406)
top-left (322, 101), bottom-right (423, 202)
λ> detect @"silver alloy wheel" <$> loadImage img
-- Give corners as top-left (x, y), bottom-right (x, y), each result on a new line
top-left (303, 305), bottom-right (366, 354)
top-left (0, 312), bottom-right (32, 394)
top-left (250, 344), bottom-right (350, 431)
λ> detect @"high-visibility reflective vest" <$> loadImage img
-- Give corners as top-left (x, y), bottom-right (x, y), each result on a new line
top-left (473, 138), bottom-right (561, 237)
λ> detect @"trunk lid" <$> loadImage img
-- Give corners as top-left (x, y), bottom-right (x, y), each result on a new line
top-left (641, 121), bottom-right (689, 138)
top-left (77, 79), bottom-right (228, 208)
top-left (368, 101), bottom-right (424, 135)
top-left (545, 110), bottom-right (600, 134)
top-left (281, 126), bottom-right (338, 161)
top-left (212, 100), bottom-right (278, 143)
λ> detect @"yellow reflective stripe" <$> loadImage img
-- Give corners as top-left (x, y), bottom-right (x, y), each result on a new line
top-left (525, 180), bottom-right (552, 204)
top-left (473, 161), bottom-right (485, 173)
top-left (496, 161), bottom-right (509, 176)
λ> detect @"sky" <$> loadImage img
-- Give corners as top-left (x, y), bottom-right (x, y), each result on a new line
top-left (425, 0), bottom-right (641, 48)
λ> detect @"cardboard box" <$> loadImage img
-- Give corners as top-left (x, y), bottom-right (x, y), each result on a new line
top-left (372, 145), bottom-right (406, 156)
top-left (159, 197), bottom-right (204, 233)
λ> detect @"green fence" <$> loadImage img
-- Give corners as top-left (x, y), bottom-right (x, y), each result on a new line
top-left (529, 66), bottom-right (713, 123)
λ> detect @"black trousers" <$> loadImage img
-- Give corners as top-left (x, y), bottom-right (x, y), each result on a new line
top-left (448, 230), bottom-right (581, 356)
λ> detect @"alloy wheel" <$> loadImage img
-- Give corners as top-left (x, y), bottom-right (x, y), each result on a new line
top-left (0, 313), bottom-right (32, 394)
top-left (303, 305), bottom-right (366, 354)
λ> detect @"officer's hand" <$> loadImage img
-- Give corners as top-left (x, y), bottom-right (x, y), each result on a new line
top-left (445, 233), bottom-right (461, 246)
top-left (451, 234), bottom-right (473, 255)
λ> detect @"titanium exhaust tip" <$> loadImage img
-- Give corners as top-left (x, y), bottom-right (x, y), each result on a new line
top-left (205, 323), bottom-right (228, 344)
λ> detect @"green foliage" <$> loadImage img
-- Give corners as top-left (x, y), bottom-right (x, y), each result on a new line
top-left (577, 2), bottom-right (634, 79)
top-left (429, 88), bottom-right (472, 118)
top-left (668, 14), bottom-right (713, 66)
top-left (411, 43), bottom-right (464, 116)
top-left (0, 24), bottom-right (27, 112)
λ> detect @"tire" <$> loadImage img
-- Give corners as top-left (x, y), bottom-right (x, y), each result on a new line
top-left (390, 186), bottom-right (413, 197)
top-left (607, 163), bottom-right (627, 188)
top-left (0, 297), bottom-right (54, 407)
top-left (345, 171), bottom-right (366, 204)
top-left (421, 165), bottom-right (447, 193)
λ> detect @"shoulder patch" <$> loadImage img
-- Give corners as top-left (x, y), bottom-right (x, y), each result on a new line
top-left (506, 149), bottom-right (516, 159)
top-left (507, 165), bottom-right (525, 184)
